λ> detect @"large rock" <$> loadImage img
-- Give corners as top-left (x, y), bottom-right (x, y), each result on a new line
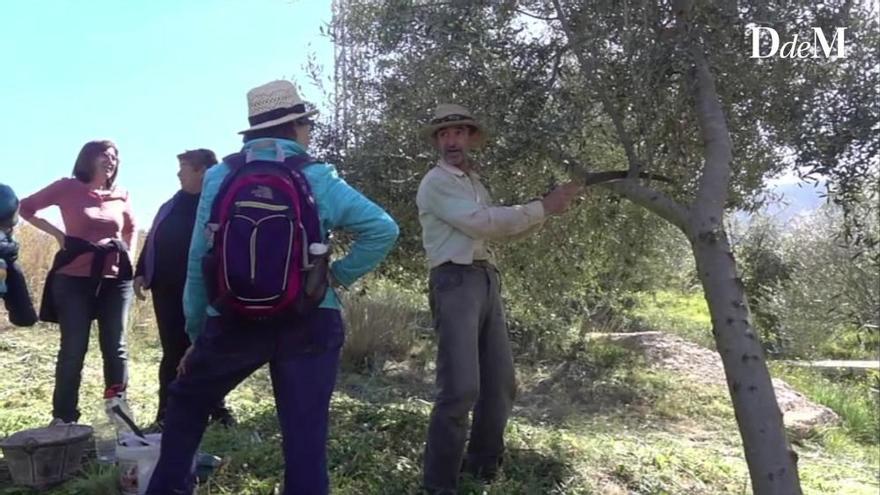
top-left (773, 378), bottom-right (839, 440)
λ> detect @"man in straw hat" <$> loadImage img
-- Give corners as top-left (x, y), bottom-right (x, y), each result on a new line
top-left (146, 80), bottom-right (399, 495)
top-left (417, 103), bottom-right (581, 493)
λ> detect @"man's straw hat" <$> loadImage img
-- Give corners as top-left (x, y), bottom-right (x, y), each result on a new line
top-left (422, 103), bottom-right (487, 148)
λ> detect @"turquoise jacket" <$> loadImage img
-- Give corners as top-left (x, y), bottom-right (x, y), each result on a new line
top-left (183, 138), bottom-right (399, 341)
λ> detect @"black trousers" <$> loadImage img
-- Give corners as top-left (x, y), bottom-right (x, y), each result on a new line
top-left (52, 275), bottom-right (132, 422)
top-left (151, 281), bottom-right (228, 422)
top-left (422, 263), bottom-right (516, 492)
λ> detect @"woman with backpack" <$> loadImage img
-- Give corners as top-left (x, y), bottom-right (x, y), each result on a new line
top-left (19, 140), bottom-right (137, 424)
top-left (146, 80), bottom-right (399, 495)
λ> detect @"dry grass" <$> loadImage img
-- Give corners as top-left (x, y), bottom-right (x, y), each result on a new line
top-left (339, 283), bottom-right (422, 374)
top-left (12, 223), bottom-right (55, 297)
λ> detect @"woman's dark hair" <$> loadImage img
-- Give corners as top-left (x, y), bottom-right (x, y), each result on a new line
top-left (72, 140), bottom-right (118, 188)
top-left (241, 117), bottom-right (313, 143)
top-left (177, 149), bottom-right (218, 170)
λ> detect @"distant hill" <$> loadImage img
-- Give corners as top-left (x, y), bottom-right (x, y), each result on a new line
top-left (764, 180), bottom-right (827, 222)
top-left (734, 179), bottom-right (828, 226)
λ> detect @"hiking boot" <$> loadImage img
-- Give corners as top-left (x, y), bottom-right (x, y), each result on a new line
top-left (461, 455), bottom-right (502, 485)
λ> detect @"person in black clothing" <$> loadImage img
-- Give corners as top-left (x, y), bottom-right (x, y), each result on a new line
top-left (0, 183), bottom-right (38, 327)
top-left (134, 149), bottom-right (236, 430)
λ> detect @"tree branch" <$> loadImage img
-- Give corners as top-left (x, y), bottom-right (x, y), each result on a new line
top-left (690, 45), bottom-right (733, 216)
top-left (602, 93), bottom-right (641, 176)
top-left (668, 0), bottom-right (732, 217)
top-left (545, 47), bottom-right (566, 89)
top-left (549, 0), bottom-right (596, 74)
top-left (603, 180), bottom-right (689, 233)
top-left (564, 159), bottom-right (689, 232)
top-left (549, 0), bottom-right (641, 176)
top-left (548, 0), bottom-right (688, 231)
top-left (514, 7), bottom-right (558, 22)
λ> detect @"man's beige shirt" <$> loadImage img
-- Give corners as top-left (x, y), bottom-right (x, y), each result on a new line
top-left (416, 160), bottom-right (545, 268)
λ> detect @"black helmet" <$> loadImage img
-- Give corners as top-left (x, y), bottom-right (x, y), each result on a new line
top-left (0, 183), bottom-right (20, 229)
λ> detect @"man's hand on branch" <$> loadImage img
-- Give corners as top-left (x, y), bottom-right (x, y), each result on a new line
top-left (541, 181), bottom-right (583, 216)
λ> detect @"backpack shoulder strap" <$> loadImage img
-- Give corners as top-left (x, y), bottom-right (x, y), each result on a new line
top-left (222, 152), bottom-right (246, 172)
top-left (282, 154), bottom-right (315, 171)
top-left (209, 153), bottom-right (249, 224)
top-left (280, 155), bottom-right (324, 243)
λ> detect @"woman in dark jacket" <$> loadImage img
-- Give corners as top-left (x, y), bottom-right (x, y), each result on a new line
top-left (134, 149), bottom-right (235, 430)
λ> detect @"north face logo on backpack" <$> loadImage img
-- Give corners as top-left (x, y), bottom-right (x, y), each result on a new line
top-left (251, 185), bottom-right (274, 200)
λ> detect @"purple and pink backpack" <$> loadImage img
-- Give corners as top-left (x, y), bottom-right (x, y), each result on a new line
top-left (203, 151), bottom-right (329, 322)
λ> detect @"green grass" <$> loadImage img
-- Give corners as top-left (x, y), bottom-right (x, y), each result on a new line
top-left (629, 290), bottom-right (715, 349)
top-left (631, 289), bottom-right (879, 442)
top-left (630, 289), bottom-right (879, 481)
top-left (770, 364), bottom-right (880, 446)
top-left (1, 297), bottom-right (878, 494)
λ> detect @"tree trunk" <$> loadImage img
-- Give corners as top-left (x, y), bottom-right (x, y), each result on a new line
top-left (548, 2), bottom-right (805, 491)
top-left (690, 220), bottom-right (802, 495)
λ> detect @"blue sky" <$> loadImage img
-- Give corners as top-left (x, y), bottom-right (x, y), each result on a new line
top-left (1, 0), bottom-right (823, 231)
top-left (0, 0), bottom-right (333, 227)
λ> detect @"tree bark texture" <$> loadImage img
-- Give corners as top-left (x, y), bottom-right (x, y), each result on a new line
top-left (688, 35), bottom-right (802, 495)
top-left (689, 223), bottom-right (802, 495)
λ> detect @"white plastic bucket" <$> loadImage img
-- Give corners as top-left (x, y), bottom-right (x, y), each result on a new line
top-left (116, 433), bottom-right (195, 495)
